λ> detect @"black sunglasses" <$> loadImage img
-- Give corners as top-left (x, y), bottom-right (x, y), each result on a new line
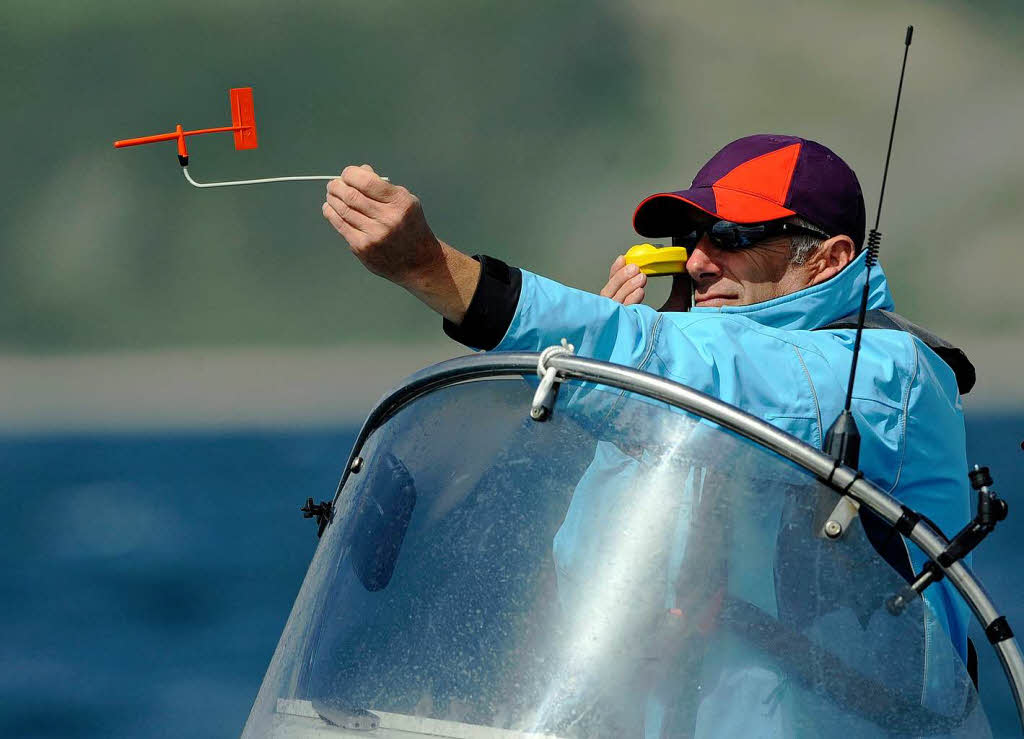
top-left (676, 219), bottom-right (830, 251)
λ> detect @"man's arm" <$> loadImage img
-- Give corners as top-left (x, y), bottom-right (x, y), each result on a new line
top-left (322, 165), bottom-right (661, 363)
top-left (321, 165), bottom-right (481, 324)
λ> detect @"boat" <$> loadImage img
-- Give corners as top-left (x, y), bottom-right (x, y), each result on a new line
top-left (241, 350), bottom-right (1024, 737)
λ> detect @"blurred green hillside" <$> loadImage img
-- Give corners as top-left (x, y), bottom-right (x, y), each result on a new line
top-left (2, 0), bottom-right (1023, 356)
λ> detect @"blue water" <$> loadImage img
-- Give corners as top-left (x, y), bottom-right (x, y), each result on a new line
top-left (1, 417), bottom-right (1020, 738)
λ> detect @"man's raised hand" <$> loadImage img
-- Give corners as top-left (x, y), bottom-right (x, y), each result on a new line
top-left (600, 254), bottom-right (647, 305)
top-left (322, 164), bottom-right (442, 284)
top-left (322, 165), bottom-right (481, 324)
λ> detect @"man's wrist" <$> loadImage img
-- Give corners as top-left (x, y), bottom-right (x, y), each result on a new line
top-left (400, 241), bottom-right (482, 325)
top-left (443, 255), bottom-right (522, 350)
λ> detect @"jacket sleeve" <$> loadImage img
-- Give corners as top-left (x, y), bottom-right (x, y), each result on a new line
top-left (445, 257), bottom-right (662, 368)
top-left (442, 255), bottom-right (523, 351)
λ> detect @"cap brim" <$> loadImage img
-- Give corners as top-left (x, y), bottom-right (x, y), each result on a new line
top-left (633, 187), bottom-right (795, 238)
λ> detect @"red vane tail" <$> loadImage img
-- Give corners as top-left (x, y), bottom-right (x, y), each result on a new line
top-left (230, 88), bottom-right (258, 150)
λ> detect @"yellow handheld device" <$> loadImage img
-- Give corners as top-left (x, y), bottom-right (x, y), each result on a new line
top-left (624, 243), bottom-right (689, 276)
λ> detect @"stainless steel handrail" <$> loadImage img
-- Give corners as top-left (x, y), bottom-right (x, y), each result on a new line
top-left (327, 351), bottom-right (1024, 729)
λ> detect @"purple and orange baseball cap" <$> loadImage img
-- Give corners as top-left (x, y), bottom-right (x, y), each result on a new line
top-left (633, 134), bottom-right (866, 248)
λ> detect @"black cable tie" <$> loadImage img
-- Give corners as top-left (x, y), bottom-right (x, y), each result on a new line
top-left (921, 560), bottom-right (945, 585)
top-left (825, 459), bottom-right (842, 485)
top-left (841, 469), bottom-right (864, 494)
top-left (895, 506), bottom-right (921, 537)
top-left (985, 616), bottom-right (1014, 644)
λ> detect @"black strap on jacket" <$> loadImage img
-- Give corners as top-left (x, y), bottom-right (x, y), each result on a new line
top-left (816, 309), bottom-right (976, 395)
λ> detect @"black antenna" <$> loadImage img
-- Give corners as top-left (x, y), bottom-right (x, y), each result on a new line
top-left (824, 25), bottom-right (913, 468)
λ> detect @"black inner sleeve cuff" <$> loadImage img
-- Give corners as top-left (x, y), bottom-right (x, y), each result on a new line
top-left (442, 255), bottom-right (522, 351)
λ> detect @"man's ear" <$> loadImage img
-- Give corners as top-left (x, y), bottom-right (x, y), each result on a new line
top-left (806, 235), bottom-right (857, 286)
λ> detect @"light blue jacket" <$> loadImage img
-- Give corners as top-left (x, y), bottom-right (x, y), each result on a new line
top-left (490, 249), bottom-right (971, 660)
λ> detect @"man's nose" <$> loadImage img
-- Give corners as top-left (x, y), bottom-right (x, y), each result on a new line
top-left (686, 235), bottom-right (722, 281)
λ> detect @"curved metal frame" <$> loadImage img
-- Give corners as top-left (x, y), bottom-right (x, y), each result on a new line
top-left (329, 352), bottom-right (1024, 729)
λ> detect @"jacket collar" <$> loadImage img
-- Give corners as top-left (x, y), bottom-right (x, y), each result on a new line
top-left (676, 250), bottom-right (895, 331)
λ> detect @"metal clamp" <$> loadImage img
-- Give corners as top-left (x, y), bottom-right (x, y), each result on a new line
top-left (820, 495), bottom-right (861, 539)
top-left (301, 498), bottom-right (334, 538)
top-left (887, 464), bottom-right (1008, 615)
top-left (530, 339), bottom-right (575, 421)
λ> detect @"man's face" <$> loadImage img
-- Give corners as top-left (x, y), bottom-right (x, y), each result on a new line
top-left (686, 234), bottom-right (808, 307)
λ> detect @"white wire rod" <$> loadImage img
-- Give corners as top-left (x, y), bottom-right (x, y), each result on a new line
top-left (181, 166), bottom-right (388, 189)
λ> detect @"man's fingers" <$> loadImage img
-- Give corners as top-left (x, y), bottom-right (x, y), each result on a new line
top-left (322, 201), bottom-right (367, 248)
top-left (600, 263), bottom-right (642, 300)
top-left (326, 180), bottom-right (385, 219)
top-left (622, 286), bottom-right (645, 306)
top-left (325, 193), bottom-right (376, 233)
top-left (341, 164), bottom-right (393, 202)
top-left (599, 263), bottom-right (631, 298)
top-left (612, 271), bottom-right (646, 303)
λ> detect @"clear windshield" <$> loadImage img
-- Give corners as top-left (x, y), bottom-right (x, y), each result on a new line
top-left (244, 378), bottom-right (988, 738)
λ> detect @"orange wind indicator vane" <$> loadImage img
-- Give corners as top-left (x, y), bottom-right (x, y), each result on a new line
top-left (114, 87), bottom-right (258, 162)
top-left (113, 87), bottom-right (383, 188)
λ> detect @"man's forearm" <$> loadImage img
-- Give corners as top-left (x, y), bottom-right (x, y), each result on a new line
top-left (401, 241), bottom-right (481, 325)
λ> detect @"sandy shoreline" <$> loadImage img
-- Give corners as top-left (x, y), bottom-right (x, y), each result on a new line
top-left (1, 338), bottom-right (1020, 432)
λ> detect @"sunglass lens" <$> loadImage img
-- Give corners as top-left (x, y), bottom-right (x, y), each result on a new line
top-left (671, 231), bottom-right (700, 249)
top-left (709, 221), bottom-right (741, 250)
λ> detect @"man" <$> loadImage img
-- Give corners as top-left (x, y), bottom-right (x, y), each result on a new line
top-left (322, 134), bottom-right (974, 725)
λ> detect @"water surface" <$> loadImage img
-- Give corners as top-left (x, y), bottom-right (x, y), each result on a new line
top-left (1, 416), bottom-right (1020, 737)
